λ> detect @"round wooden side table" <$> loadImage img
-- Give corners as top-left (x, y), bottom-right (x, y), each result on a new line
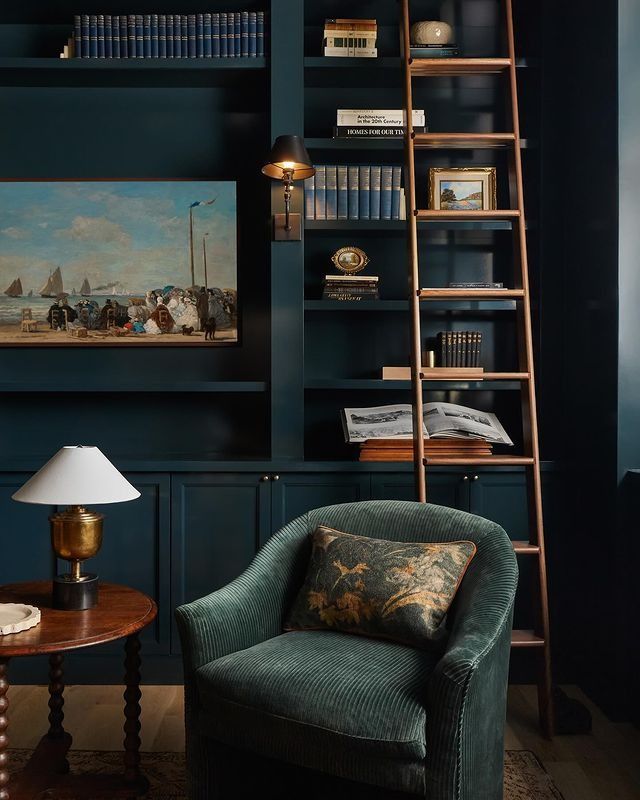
top-left (0, 581), bottom-right (157, 800)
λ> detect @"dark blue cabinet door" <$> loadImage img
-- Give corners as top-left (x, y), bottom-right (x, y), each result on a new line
top-left (88, 473), bottom-right (171, 655)
top-left (171, 473), bottom-right (270, 653)
top-left (270, 473), bottom-right (371, 536)
top-left (0, 473), bottom-right (54, 584)
top-left (468, 472), bottom-right (529, 539)
top-left (371, 472), bottom-right (470, 509)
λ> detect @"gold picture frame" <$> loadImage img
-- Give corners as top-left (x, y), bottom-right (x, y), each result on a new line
top-left (331, 246), bottom-right (370, 275)
top-left (429, 167), bottom-right (497, 211)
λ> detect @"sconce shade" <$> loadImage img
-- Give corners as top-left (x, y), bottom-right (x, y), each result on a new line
top-left (12, 446), bottom-right (141, 506)
top-left (261, 135), bottom-right (315, 180)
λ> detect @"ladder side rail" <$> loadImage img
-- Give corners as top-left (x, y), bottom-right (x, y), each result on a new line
top-left (400, 0), bottom-right (426, 502)
top-left (504, 0), bottom-right (554, 738)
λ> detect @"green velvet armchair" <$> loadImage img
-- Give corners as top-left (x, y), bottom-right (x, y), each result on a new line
top-left (176, 500), bottom-right (518, 800)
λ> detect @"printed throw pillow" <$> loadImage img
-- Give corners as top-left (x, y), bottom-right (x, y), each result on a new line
top-left (285, 526), bottom-right (476, 648)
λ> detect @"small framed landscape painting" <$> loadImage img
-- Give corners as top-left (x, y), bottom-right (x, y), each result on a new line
top-left (429, 168), bottom-right (497, 211)
top-left (0, 180), bottom-right (237, 346)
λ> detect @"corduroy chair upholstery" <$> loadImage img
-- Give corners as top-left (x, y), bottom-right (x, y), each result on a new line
top-left (175, 500), bottom-right (518, 800)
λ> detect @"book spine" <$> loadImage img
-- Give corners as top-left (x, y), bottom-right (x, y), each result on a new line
top-left (337, 165), bottom-right (348, 220)
top-left (135, 15), bottom-right (144, 58)
top-left (181, 15), bottom-right (188, 58)
top-left (212, 13), bottom-right (220, 57)
top-left (143, 14), bottom-right (151, 58)
top-left (380, 166), bottom-right (393, 220)
top-left (241, 11), bottom-right (249, 57)
top-left (151, 14), bottom-right (159, 58)
top-left (127, 15), bottom-right (136, 58)
top-left (188, 14), bottom-right (197, 58)
top-left (304, 176), bottom-right (315, 220)
top-left (195, 13), bottom-right (204, 57)
top-left (97, 14), bottom-right (105, 58)
top-left (203, 13), bottom-right (212, 57)
top-left (165, 14), bottom-right (174, 58)
top-left (337, 110), bottom-right (425, 126)
top-left (333, 126), bottom-right (425, 137)
top-left (477, 332), bottom-right (483, 367)
top-left (105, 14), bottom-right (113, 58)
top-left (158, 15), bottom-right (166, 58)
top-left (438, 333), bottom-right (446, 367)
top-left (325, 166), bottom-right (338, 220)
top-left (248, 12), bottom-right (257, 57)
top-left (113, 16), bottom-right (121, 58)
top-left (446, 332), bottom-right (452, 367)
top-left (89, 15), bottom-right (98, 58)
top-left (370, 166), bottom-right (381, 220)
top-left (118, 16), bottom-right (127, 58)
top-left (220, 13), bottom-right (228, 57)
top-left (173, 15), bottom-right (181, 58)
top-left (358, 166), bottom-right (370, 220)
top-left (74, 15), bottom-right (82, 57)
top-left (227, 12), bottom-right (235, 57)
top-left (257, 11), bottom-right (264, 57)
top-left (234, 12), bottom-right (241, 57)
top-left (348, 166), bottom-right (359, 220)
top-left (80, 15), bottom-right (90, 58)
top-left (391, 166), bottom-right (402, 220)
top-left (314, 166), bottom-right (326, 220)
top-left (463, 332), bottom-right (469, 367)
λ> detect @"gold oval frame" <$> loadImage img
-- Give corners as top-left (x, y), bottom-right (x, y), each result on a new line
top-left (331, 246), bottom-right (370, 274)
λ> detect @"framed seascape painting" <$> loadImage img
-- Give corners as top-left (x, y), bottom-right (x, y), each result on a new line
top-left (429, 168), bottom-right (497, 211)
top-left (0, 180), bottom-right (237, 346)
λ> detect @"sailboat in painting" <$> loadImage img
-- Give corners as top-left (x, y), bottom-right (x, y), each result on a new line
top-left (80, 277), bottom-right (91, 296)
top-left (40, 267), bottom-right (64, 298)
top-left (4, 277), bottom-right (23, 297)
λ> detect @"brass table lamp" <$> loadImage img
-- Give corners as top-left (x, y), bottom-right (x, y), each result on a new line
top-left (13, 446), bottom-right (140, 610)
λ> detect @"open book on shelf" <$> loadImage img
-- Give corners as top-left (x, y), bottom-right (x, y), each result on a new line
top-left (342, 402), bottom-right (513, 445)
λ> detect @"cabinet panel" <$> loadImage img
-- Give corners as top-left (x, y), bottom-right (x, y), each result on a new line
top-left (0, 474), bottom-right (54, 584)
top-left (469, 472), bottom-right (529, 538)
top-left (171, 474), bottom-right (270, 653)
top-left (89, 474), bottom-right (171, 654)
top-left (270, 473), bottom-right (371, 535)
top-left (371, 472), bottom-right (469, 509)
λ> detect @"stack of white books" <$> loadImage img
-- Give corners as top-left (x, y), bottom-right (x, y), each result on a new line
top-left (334, 108), bottom-right (427, 138)
top-left (323, 18), bottom-right (377, 58)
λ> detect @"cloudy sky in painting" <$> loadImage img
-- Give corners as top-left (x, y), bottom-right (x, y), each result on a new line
top-left (0, 181), bottom-right (236, 294)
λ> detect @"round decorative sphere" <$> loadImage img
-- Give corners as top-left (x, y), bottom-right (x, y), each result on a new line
top-left (411, 20), bottom-right (453, 46)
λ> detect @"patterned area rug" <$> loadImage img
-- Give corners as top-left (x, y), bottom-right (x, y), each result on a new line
top-left (8, 749), bottom-right (564, 799)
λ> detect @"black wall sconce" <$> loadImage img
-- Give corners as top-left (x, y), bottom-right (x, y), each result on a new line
top-left (262, 135), bottom-right (315, 241)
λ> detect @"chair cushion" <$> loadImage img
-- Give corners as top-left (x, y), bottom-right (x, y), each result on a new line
top-left (285, 526), bottom-right (476, 648)
top-left (196, 630), bottom-right (437, 764)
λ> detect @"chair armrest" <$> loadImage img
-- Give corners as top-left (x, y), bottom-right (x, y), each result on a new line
top-left (175, 513), bottom-right (311, 678)
top-left (425, 522), bottom-right (518, 800)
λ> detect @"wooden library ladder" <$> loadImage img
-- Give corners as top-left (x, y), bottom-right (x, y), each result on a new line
top-left (399, 0), bottom-right (553, 737)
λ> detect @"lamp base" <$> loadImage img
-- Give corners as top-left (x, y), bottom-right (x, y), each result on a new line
top-left (273, 212), bottom-right (302, 241)
top-left (53, 573), bottom-right (99, 610)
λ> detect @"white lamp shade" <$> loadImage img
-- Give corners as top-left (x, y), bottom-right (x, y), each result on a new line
top-left (12, 446), bottom-right (141, 506)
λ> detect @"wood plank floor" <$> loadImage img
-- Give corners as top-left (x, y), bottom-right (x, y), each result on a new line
top-left (4, 684), bottom-right (639, 799)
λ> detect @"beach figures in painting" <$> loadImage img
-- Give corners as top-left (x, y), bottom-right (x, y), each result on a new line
top-left (0, 181), bottom-right (238, 345)
top-left (439, 180), bottom-right (484, 211)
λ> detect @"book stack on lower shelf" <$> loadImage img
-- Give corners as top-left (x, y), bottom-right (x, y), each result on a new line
top-left (305, 165), bottom-right (405, 221)
top-left (322, 274), bottom-right (379, 301)
top-left (359, 438), bottom-right (493, 462)
top-left (69, 12), bottom-right (265, 59)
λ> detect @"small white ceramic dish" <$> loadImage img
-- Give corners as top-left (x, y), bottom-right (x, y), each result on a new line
top-left (0, 603), bottom-right (41, 635)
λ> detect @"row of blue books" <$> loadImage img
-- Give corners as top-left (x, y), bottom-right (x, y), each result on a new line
top-left (305, 166), bottom-right (405, 221)
top-left (73, 12), bottom-right (265, 58)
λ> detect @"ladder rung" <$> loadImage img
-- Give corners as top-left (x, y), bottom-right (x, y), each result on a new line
top-left (409, 57), bottom-right (512, 77)
top-left (416, 209), bottom-right (521, 221)
top-left (418, 288), bottom-right (525, 299)
top-left (422, 456), bottom-right (535, 466)
top-left (511, 630), bottom-right (545, 648)
top-left (512, 541), bottom-right (540, 555)
top-left (413, 132), bottom-right (516, 149)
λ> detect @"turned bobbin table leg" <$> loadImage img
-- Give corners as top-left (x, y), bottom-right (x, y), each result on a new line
top-left (47, 653), bottom-right (65, 740)
top-left (0, 658), bottom-right (9, 800)
top-left (123, 634), bottom-right (143, 786)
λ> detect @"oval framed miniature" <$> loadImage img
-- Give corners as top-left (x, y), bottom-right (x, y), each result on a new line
top-left (331, 246), bottom-right (370, 275)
